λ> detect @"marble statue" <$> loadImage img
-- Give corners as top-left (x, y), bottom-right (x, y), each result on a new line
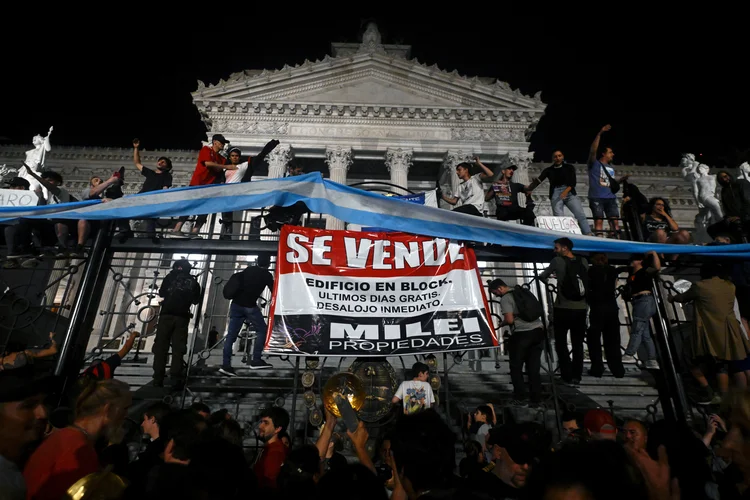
top-left (739, 161), bottom-right (750, 183)
top-left (19, 126), bottom-right (53, 199)
top-left (681, 153), bottom-right (723, 241)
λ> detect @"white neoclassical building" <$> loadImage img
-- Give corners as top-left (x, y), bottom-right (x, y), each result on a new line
top-left (0, 23), bottom-right (702, 232)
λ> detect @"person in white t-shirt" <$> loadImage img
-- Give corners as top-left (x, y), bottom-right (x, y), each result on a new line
top-left (440, 158), bottom-right (494, 216)
top-left (392, 362), bottom-right (435, 415)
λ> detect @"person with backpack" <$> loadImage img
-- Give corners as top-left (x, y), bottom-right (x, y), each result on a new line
top-left (489, 278), bottom-right (545, 406)
top-left (539, 237), bottom-right (589, 386)
top-left (219, 254), bottom-right (275, 375)
top-left (152, 259), bottom-right (202, 388)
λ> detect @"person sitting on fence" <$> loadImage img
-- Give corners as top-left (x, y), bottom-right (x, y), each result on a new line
top-left (641, 197), bottom-right (691, 244)
top-left (484, 163), bottom-right (536, 226)
top-left (440, 158), bottom-right (493, 217)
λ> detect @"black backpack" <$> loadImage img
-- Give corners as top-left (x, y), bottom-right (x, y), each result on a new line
top-left (513, 286), bottom-right (544, 322)
top-left (560, 256), bottom-right (588, 301)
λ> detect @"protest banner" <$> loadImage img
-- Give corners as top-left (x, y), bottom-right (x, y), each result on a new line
top-left (266, 225), bottom-right (498, 356)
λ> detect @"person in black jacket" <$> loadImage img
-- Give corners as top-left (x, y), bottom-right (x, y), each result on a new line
top-left (526, 151), bottom-right (593, 235)
top-left (586, 253), bottom-right (625, 378)
top-left (219, 254), bottom-right (275, 375)
top-left (485, 164), bottom-right (536, 226)
top-left (152, 259), bottom-right (202, 387)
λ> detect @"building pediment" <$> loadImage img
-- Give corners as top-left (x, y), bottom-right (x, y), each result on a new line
top-left (193, 52), bottom-right (545, 113)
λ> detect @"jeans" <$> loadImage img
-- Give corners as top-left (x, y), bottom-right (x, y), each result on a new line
top-left (625, 295), bottom-right (657, 361)
top-left (507, 327), bottom-right (545, 401)
top-left (551, 187), bottom-right (592, 235)
top-left (223, 302), bottom-right (268, 366)
top-left (553, 308), bottom-right (588, 381)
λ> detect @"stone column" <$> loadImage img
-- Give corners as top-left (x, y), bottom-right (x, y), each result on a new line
top-left (259, 145), bottom-right (293, 241)
top-left (325, 146), bottom-right (353, 230)
top-left (266, 144), bottom-right (293, 179)
top-left (508, 151), bottom-right (534, 207)
top-left (439, 150), bottom-right (473, 210)
top-left (385, 148), bottom-right (413, 191)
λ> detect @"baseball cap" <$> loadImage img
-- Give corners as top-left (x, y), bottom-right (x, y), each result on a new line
top-left (211, 134), bottom-right (228, 145)
top-left (583, 408), bottom-right (616, 435)
top-left (487, 422), bottom-right (551, 465)
top-left (4, 177), bottom-right (30, 189)
top-left (488, 278), bottom-right (508, 290)
top-left (228, 147), bottom-right (242, 155)
top-left (503, 164), bottom-right (519, 171)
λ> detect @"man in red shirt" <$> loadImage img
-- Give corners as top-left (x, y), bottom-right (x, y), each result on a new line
top-left (253, 406), bottom-right (290, 490)
top-left (171, 134), bottom-right (230, 238)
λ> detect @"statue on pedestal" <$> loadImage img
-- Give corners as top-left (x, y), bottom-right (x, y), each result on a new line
top-left (681, 153), bottom-right (723, 242)
top-left (19, 126), bottom-right (53, 199)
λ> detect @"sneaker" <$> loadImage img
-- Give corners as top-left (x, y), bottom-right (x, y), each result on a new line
top-left (21, 257), bottom-right (41, 269)
top-left (249, 359), bottom-right (272, 370)
top-left (508, 399), bottom-right (529, 407)
top-left (621, 355), bottom-right (637, 364)
top-left (219, 366), bottom-right (237, 377)
top-left (566, 379), bottom-right (581, 387)
top-left (644, 360), bottom-right (660, 370)
top-left (2, 259), bottom-right (19, 269)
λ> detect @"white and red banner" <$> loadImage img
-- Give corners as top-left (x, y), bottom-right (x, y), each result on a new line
top-left (265, 226), bottom-right (498, 356)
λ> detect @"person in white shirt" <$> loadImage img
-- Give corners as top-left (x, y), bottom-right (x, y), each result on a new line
top-left (392, 362), bottom-right (435, 415)
top-left (440, 158), bottom-right (494, 216)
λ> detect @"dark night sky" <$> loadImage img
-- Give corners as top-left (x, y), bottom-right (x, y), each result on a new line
top-left (4, 8), bottom-right (748, 167)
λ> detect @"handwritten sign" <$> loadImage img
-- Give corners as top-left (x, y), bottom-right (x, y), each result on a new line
top-left (0, 189), bottom-right (38, 208)
top-left (536, 216), bottom-right (582, 235)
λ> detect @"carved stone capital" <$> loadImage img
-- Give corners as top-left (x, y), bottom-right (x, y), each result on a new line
top-left (266, 144), bottom-right (293, 179)
top-left (325, 146), bottom-right (353, 172)
top-left (442, 150), bottom-right (474, 171)
top-left (266, 144), bottom-right (293, 168)
top-left (507, 151), bottom-right (534, 171)
top-left (384, 148), bottom-right (413, 173)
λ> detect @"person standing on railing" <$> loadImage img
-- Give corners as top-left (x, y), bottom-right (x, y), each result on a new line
top-left (539, 237), bottom-right (589, 386)
top-left (131, 139), bottom-right (173, 243)
top-left (526, 150), bottom-right (592, 235)
top-left (170, 134), bottom-right (230, 239)
top-left (587, 124), bottom-right (620, 238)
top-left (220, 139), bottom-right (281, 239)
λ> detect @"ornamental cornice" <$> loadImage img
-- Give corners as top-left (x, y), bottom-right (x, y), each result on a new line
top-left (0, 145), bottom-right (198, 163)
top-left (196, 102), bottom-right (542, 123)
top-left (194, 52), bottom-right (544, 110)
